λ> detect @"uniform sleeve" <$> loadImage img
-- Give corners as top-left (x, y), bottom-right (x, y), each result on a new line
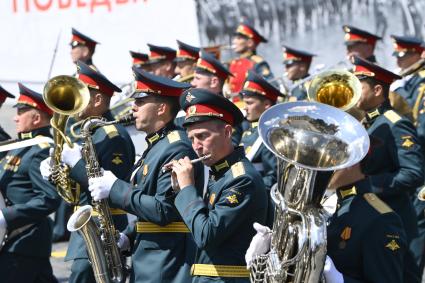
top-left (260, 146), bottom-right (277, 189)
top-left (367, 121), bottom-right (424, 195)
top-left (2, 148), bottom-right (61, 230)
top-left (70, 127), bottom-right (135, 186)
top-left (109, 144), bottom-right (203, 226)
top-left (174, 175), bottom-right (255, 250)
top-left (360, 213), bottom-right (406, 283)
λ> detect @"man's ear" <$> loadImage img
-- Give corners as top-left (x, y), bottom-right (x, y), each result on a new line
top-left (81, 46), bottom-right (91, 58)
top-left (210, 76), bottom-right (219, 89)
top-left (374, 84), bottom-right (383, 97)
top-left (224, 123), bottom-right (233, 139)
top-left (31, 110), bottom-right (42, 127)
top-left (264, 99), bottom-right (273, 110)
top-left (93, 92), bottom-right (103, 107)
top-left (157, 101), bottom-right (167, 116)
top-left (247, 38), bottom-right (256, 50)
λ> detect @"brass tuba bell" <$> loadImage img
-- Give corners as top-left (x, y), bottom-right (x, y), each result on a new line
top-left (308, 69), bottom-right (362, 111)
top-left (43, 75), bottom-right (90, 204)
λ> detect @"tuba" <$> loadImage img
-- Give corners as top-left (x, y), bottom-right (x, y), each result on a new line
top-left (67, 117), bottom-right (130, 283)
top-left (250, 101), bottom-right (370, 283)
top-left (43, 75), bottom-right (90, 204)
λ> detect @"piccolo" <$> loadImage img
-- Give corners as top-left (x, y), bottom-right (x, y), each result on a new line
top-left (162, 154), bottom-right (211, 172)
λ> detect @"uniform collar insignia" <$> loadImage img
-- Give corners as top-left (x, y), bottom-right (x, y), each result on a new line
top-left (213, 160), bottom-right (229, 172)
top-left (366, 108), bottom-right (381, 121)
top-left (337, 186), bottom-right (357, 200)
top-left (251, 121), bottom-right (259, 128)
top-left (19, 132), bottom-right (33, 140)
top-left (240, 50), bottom-right (254, 59)
top-left (145, 122), bottom-right (176, 146)
top-left (211, 147), bottom-right (245, 176)
top-left (18, 126), bottom-right (51, 140)
top-left (147, 133), bottom-right (160, 144)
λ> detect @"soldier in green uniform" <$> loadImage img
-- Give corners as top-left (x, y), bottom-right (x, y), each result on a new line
top-left (70, 28), bottom-right (99, 71)
top-left (327, 56), bottom-right (424, 282)
top-left (146, 43), bottom-right (176, 78)
top-left (391, 36), bottom-right (425, 277)
top-left (87, 69), bottom-right (205, 283)
top-left (342, 25), bottom-right (381, 63)
top-left (228, 22), bottom-right (273, 99)
top-left (41, 61), bottom-right (135, 283)
top-left (174, 40), bottom-right (200, 83)
top-left (239, 71), bottom-right (279, 227)
top-left (170, 88), bottom-right (268, 282)
top-left (0, 83), bottom-right (61, 283)
top-left (0, 85), bottom-right (15, 142)
top-left (281, 46), bottom-right (315, 101)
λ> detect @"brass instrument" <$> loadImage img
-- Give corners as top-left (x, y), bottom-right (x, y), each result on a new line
top-left (308, 69), bottom-right (361, 112)
top-left (43, 75), bottom-right (90, 204)
top-left (67, 117), bottom-right (125, 283)
top-left (399, 58), bottom-right (425, 77)
top-left (0, 192), bottom-right (6, 251)
top-left (250, 102), bottom-right (370, 282)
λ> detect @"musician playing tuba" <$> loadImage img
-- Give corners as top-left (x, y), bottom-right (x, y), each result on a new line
top-left (40, 61), bottom-right (135, 283)
top-left (0, 84), bottom-right (61, 283)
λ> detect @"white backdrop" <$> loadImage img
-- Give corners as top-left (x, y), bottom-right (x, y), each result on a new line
top-left (0, 0), bottom-right (199, 100)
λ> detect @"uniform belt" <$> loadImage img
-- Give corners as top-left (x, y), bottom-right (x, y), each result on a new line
top-left (74, 206), bottom-right (127, 216)
top-left (136, 221), bottom-right (190, 233)
top-left (191, 264), bottom-right (250, 278)
top-left (252, 162), bottom-right (264, 172)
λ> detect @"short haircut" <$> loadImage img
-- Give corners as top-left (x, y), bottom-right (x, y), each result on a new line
top-left (152, 95), bottom-right (180, 118)
top-left (360, 77), bottom-right (390, 97)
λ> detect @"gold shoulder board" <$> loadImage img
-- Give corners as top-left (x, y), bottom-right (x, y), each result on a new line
top-left (419, 69), bottom-right (425, 78)
top-left (167, 131), bottom-right (181, 143)
top-left (231, 162), bottom-right (246, 178)
top-left (364, 193), bottom-right (393, 214)
top-left (102, 125), bottom-right (118, 138)
top-left (38, 142), bottom-right (50, 149)
top-left (384, 110), bottom-right (401, 124)
top-left (250, 55), bottom-right (264, 63)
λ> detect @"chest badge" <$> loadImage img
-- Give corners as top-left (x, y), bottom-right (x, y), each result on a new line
top-left (142, 164), bottom-right (149, 176)
top-left (112, 154), bottom-right (123, 165)
top-left (339, 226), bottom-right (351, 249)
top-left (226, 194), bottom-right (239, 204)
top-left (401, 136), bottom-right (414, 149)
top-left (385, 239), bottom-right (400, 251)
top-left (209, 193), bottom-right (216, 206)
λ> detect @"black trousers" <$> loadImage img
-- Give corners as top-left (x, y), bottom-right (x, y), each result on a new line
top-left (0, 252), bottom-right (58, 283)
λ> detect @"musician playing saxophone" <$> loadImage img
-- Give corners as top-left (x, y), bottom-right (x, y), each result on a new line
top-left (41, 61), bottom-right (135, 283)
top-left (0, 84), bottom-right (60, 283)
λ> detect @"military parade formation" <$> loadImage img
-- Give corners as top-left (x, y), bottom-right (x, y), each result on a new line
top-left (0, 18), bottom-right (425, 283)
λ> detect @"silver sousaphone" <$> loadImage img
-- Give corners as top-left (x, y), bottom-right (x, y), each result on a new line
top-left (250, 101), bottom-right (370, 283)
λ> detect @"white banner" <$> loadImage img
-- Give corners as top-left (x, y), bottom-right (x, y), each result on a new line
top-left (0, 0), bottom-right (199, 98)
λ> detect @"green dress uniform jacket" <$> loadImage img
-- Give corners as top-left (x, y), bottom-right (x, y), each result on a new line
top-left (394, 69), bottom-right (425, 111)
top-left (360, 102), bottom-right (424, 242)
top-left (108, 122), bottom-right (204, 283)
top-left (175, 147), bottom-right (268, 283)
top-left (328, 186), bottom-right (407, 283)
top-left (0, 126), bottom-right (12, 160)
top-left (0, 126), bottom-right (61, 256)
top-left (65, 111), bottom-right (135, 262)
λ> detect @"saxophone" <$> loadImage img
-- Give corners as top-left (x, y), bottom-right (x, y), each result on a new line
top-left (250, 101), bottom-right (370, 283)
top-left (67, 116), bottom-right (133, 283)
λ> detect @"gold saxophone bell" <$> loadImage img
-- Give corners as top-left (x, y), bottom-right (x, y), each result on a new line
top-left (308, 69), bottom-right (362, 111)
top-left (43, 75), bottom-right (90, 204)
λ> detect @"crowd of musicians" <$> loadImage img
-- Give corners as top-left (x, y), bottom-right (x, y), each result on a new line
top-left (0, 20), bottom-right (425, 283)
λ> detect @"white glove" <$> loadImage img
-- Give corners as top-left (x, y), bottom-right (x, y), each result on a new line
top-left (324, 256), bottom-right (344, 283)
top-left (245, 222), bottom-right (272, 268)
top-left (40, 157), bottom-right (52, 181)
top-left (61, 143), bottom-right (82, 167)
top-left (88, 170), bottom-right (117, 201)
top-left (117, 232), bottom-right (130, 251)
top-left (0, 210), bottom-right (7, 230)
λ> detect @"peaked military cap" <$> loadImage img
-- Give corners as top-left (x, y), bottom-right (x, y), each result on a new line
top-left (240, 71), bottom-right (281, 103)
top-left (352, 56), bottom-right (401, 85)
top-left (70, 28), bottom-right (98, 49)
top-left (180, 88), bottom-right (244, 127)
top-left (175, 40), bottom-right (200, 62)
top-left (0, 84), bottom-right (15, 104)
top-left (343, 25), bottom-right (382, 46)
top-left (77, 61), bottom-right (121, 96)
top-left (15, 83), bottom-right (52, 115)
top-left (195, 51), bottom-right (233, 80)
top-left (282, 45), bottom-right (316, 65)
top-left (130, 51), bottom-right (149, 67)
top-left (390, 35), bottom-right (424, 57)
top-left (147, 44), bottom-right (176, 63)
top-left (132, 68), bottom-right (190, 99)
top-left (234, 21), bottom-right (267, 44)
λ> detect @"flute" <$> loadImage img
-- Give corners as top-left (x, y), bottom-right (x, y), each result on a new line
top-left (162, 154), bottom-right (211, 172)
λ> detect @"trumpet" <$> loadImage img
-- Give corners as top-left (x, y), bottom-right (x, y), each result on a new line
top-left (162, 154), bottom-right (211, 172)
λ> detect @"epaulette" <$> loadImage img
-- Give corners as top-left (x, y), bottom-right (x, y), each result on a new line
top-left (250, 54), bottom-right (264, 64)
top-left (384, 110), bottom-right (401, 124)
top-left (364, 193), bottom-right (393, 214)
top-left (38, 142), bottom-right (50, 149)
top-left (167, 131), bottom-right (181, 143)
top-left (102, 125), bottom-right (119, 138)
top-left (419, 69), bottom-right (425, 78)
top-left (231, 161), bottom-right (245, 178)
